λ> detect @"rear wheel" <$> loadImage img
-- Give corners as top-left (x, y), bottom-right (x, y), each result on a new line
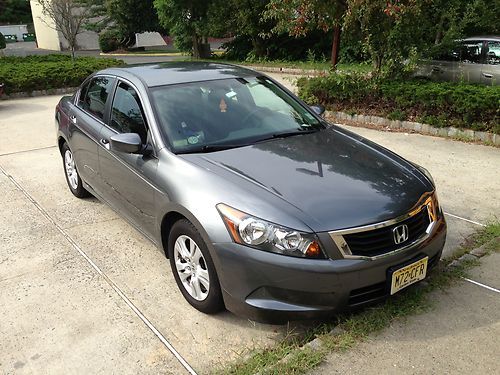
top-left (168, 219), bottom-right (224, 314)
top-left (62, 143), bottom-right (90, 198)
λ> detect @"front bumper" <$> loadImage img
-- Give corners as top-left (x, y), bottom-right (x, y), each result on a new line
top-left (212, 216), bottom-right (446, 323)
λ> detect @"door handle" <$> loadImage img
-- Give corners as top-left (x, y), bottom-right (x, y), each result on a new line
top-left (432, 66), bottom-right (441, 72)
top-left (69, 115), bottom-right (77, 124)
top-left (100, 138), bottom-right (110, 150)
top-left (482, 73), bottom-right (493, 78)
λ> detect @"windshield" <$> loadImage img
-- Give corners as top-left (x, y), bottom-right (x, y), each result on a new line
top-left (151, 77), bottom-right (324, 153)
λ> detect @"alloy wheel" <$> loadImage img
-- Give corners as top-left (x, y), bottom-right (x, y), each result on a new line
top-left (173, 235), bottom-right (210, 301)
top-left (64, 149), bottom-right (78, 190)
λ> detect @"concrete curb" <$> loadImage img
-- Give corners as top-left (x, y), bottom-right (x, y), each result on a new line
top-left (1, 87), bottom-right (77, 99)
top-left (257, 236), bottom-right (499, 374)
top-left (327, 110), bottom-right (500, 146)
top-left (245, 65), bottom-right (328, 76)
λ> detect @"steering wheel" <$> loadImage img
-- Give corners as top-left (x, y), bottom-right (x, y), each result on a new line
top-left (241, 107), bottom-right (273, 127)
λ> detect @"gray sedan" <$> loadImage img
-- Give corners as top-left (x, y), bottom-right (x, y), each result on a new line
top-left (56, 63), bottom-right (446, 322)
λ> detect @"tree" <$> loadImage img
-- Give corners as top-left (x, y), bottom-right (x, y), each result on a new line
top-left (36, 0), bottom-right (94, 59)
top-left (264, 0), bottom-right (347, 68)
top-left (351, 1), bottom-right (422, 73)
top-left (154, 0), bottom-right (213, 58)
top-left (209, 0), bottom-right (272, 58)
top-left (0, 0), bottom-right (33, 24)
top-left (83, 0), bottom-right (163, 47)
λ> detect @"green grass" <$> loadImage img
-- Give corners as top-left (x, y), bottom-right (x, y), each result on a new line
top-left (218, 222), bottom-right (500, 375)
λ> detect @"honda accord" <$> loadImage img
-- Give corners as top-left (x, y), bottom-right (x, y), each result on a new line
top-left (55, 62), bottom-right (446, 322)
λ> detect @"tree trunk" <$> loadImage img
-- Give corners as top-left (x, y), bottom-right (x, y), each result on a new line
top-left (192, 34), bottom-right (200, 59)
top-left (252, 37), bottom-right (266, 58)
top-left (373, 54), bottom-right (383, 74)
top-left (70, 45), bottom-right (75, 60)
top-left (434, 15), bottom-right (445, 45)
top-left (330, 25), bottom-right (341, 69)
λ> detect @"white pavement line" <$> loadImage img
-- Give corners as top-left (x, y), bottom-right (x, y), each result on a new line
top-left (0, 166), bottom-right (197, 375)
top-left (462, 278), bottom-right (500, 294)
top-left (0, 145), bottom-right (57, 157)
top-left (443, 212), bottom-right (486, 227)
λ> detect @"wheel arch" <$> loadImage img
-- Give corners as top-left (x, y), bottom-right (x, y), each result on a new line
top-left (158, 206), bottom-right (220, 266)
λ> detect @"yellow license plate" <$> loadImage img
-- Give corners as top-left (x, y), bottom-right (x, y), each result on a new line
top-left (390, 257), bottom-right (428, 295)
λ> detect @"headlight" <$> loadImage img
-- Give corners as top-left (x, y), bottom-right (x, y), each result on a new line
top-left (216, 204), bottom-right (325, 259)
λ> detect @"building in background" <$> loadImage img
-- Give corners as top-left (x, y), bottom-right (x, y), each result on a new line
top-left (0, 24), bottom-right (29, 41)
top-left (29, 0), bottom-right (98, 51)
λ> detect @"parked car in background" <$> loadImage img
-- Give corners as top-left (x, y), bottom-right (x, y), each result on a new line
top-left (416, 36), bottom-right (500, 85)
top-left (55, 63), bottom-right (446, 322)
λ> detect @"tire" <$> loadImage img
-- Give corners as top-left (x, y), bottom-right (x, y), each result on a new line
top-left (168, 219), bottom-right (224, 314)
top-left (61, 143), bottom-right (90, 198)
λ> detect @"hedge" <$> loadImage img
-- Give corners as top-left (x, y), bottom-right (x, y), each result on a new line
top-left (0, 55), bottom-right (125, 94)
top-left (98, 30), bottom-right (122, 53)
top-left (297, 74), bottom-right (500, 134)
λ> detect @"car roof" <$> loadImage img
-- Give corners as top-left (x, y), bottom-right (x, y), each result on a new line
top-left (463, 36), bottom-right (500, 42)
top-left (100, 62), bottom-right (260, 87)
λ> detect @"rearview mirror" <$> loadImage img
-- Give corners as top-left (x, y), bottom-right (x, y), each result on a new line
top-left (110, 133), bottom-right (142, 154)
top-left (310, 104), bottom-right (326, 117)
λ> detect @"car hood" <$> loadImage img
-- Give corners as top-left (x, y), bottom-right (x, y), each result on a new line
top-left (182, 127), bottom-right (432, 232)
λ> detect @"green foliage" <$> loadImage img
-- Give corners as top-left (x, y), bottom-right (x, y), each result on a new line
top-left (298, 74), bottom-right (500, 133)
top-left (98, 29), bottom-right (121, 53)
top-left (154, 0), bottom-right (213, 58)
top-left (0, 55), bottom-right (124, 94)
top-left (222, 31), bottom-right (334, 62)
top-left (83, 0), bottom-right (163, 48)
top-left (209, 0), bottom-right (272, 58)
top-left (0, 33), bottom-right (6, 50)
top-left (0, 0), bottom-right (33, 24)
top-left (265, 0), bottom-right (345, 36)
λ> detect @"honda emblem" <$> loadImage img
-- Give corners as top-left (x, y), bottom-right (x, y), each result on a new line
top-left (393, 224), bottom-right (409, 244)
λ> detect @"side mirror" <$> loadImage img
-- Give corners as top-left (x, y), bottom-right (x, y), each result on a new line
top-left (110, 133), bottom-right (142, 154)
top-left (310, 104), bottom-right (326, 117)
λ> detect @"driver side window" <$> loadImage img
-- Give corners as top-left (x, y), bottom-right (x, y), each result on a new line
top-left (110, 82), bottom-right (148, 144)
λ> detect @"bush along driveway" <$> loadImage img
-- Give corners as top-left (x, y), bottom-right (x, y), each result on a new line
top-left (0, 55), bottom-right (124, 96)
top-left (297, 74), bottom-right (500, 137)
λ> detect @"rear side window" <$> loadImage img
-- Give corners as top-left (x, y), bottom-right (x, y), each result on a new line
top-left (78, 76), bottom-right (114, 121)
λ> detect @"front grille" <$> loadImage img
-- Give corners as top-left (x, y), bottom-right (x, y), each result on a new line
top-left (344, 206), bottom-right (431, 257)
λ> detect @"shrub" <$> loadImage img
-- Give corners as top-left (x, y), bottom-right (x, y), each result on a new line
top-left (0, 32), bottom-right (5, 50)
top-left (297, 74), bottom-right (500, 134)
top-left (98, 30), bottom-right (121, 53)
top-left (0, 55), bottom-right (124, 94)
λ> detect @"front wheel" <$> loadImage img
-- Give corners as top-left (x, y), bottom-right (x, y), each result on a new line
top-left (61, 143), bottom-right (90, 198)
top-left (168, 219), bottom-right (224, 314)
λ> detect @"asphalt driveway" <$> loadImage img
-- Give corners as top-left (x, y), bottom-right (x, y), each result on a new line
top-left (0, 95), bottom-right (499, 374)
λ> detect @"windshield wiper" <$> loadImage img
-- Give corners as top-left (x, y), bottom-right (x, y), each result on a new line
top-left (255, 128), bottom-right (320, 143)
top-left (177, 143), bottom-right (244, 154)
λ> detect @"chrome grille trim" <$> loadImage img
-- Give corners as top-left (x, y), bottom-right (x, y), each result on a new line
top-left (329, 192), bottom-right (437, 260)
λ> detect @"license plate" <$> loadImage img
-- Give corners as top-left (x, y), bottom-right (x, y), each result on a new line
top-left (390, 257), bottom-right (428, 295)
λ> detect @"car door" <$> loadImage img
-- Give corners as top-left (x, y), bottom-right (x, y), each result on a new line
top-left (97, 80), bottom-right (158, 238)
top-left (426, 47), bottom-right (459, 82)
top-left (70, 75), bottom-right (115, 190)
top-left (481, 40), bottom-right (500, 85)
top-left (457, 40), bottom-right (484, 83)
